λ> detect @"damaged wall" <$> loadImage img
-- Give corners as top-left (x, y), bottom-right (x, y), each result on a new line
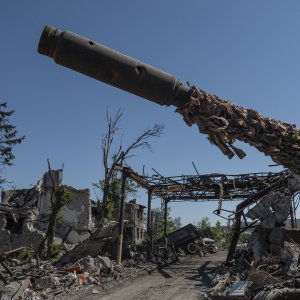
top-left (244, 190), bottom-right (294, 265)
top-left (0, 169), bottom-right (93, 254)
top-left (0, 208), bottom-right (45, 253)
top-left (56, 187), bottom-right (92, 244)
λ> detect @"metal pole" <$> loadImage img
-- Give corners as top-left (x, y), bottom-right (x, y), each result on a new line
top-left (116, 170), bottom-right (127, 265)
top-left (292, 195), bottom-right (297, 228)
top-left (290, 200), bottom-right (295, 228)
top-left (147, 189), bottom-right (152, 236)
top-left (150, 210), bottom-right (154, 254)
top-left (164, 200), bottom-right (168, 248)
top-left (226, 212), bottom-right (242, 263)
top-left (147, 189), bottom-right (152, 256)
top-left (294, 196), bottom-right (298, 228)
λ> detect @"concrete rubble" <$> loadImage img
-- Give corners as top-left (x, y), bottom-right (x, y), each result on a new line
top-left (0, 250), bottom-right (156, 299)
top-left (205, 240), bottom-right (300, 299)
top-left (0, 169), bottom-right (156, 299)
top-left (0, 219), bottom-right (156, 299)
top-left (205, 187), bottom-right (300, 299)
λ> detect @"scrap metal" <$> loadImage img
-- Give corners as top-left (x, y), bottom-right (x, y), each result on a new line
top-left (222, 170), bottom-right (291, 263)
top-left (114, 164), bottom-right (289, 202)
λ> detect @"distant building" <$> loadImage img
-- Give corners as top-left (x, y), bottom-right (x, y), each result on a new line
top-left (123, 199), bottom-right (146, 245)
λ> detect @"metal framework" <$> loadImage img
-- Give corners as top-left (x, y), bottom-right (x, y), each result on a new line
top-left (224, 170), bottom-right (291, 263)
top-left (115, 165), bottom-right (288, 202)
top-left (143, 171), bottom-right (288, 202)
top-left (114, 165), bottom-right (292, 255)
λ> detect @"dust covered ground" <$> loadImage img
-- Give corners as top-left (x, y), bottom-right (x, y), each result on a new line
top-left (60, 251), bottom-right (227, 300)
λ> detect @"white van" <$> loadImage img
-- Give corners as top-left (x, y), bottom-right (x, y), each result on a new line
top-left (203, 238), bottom-right (217, 253)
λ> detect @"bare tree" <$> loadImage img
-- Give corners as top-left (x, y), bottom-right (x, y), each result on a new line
top-left (97, 109), bottom-right (164, 217)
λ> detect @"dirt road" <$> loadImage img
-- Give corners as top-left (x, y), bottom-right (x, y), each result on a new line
top-left (92, 251), bottom-right (227, 300)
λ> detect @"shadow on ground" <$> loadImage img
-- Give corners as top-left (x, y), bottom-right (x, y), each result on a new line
top-left (185, 252), bottom-right (228, 289)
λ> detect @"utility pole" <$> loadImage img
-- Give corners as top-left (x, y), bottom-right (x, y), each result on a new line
top-left (150, 210), bottom-right (154, 254)
top-left (164, 199), bottom-right (168, 249)
top-left (116, 169), bottom-right (127, 265)
top-left (147, 189), bottom-right (152, 256)
top-left (147, 189), bottom-right (152, 235)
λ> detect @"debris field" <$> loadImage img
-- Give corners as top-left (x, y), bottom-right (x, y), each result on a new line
top-left (2, 25), bottom-right (300, 300)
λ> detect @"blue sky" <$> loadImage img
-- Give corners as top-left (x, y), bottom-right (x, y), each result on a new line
top-left (1, 1), bottom-right (300, 225)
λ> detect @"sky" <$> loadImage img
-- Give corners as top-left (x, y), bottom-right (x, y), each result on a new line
top-left (1, 1), bottom-right (300, 225)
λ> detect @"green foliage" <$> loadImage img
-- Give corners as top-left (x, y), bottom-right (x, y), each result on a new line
top-left (196, 217), bottom-right (211, 230)
top-left (17, 248), bottom-right (31, 262)
top-left (105, 200), bottom-right (115, 219)
top-left (196, 217), bottom-right (228, 246)
top-left (96, 174), bottom-right (138, 219)
top-left (152, 207), bottom-right (182, 240)
top-left (44, 186), bottom-right (73, 257)
top-left (49, 243), bottom-right (65, 260)
top-left (49, 186), bottom-right (74, 223)
top-left (0, 102), bottom-right (25, 184)
top-left (54, 186), bottom-right (73, 207)
top-left (172, 217), bottom-right (182, 231)
top-left (239, 232), bottom-right (250, 244)
top-left (211, 220), bottom-right (227, 245)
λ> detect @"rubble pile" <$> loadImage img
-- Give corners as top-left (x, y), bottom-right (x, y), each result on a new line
top-left (0, 252), bottom-right (156, 299)
top-left (177, 86), bottom-right (300, 175)
top-left (203, 183), bottom-right (300, 299)
top-left (207, 240), bottom-right (300, 299)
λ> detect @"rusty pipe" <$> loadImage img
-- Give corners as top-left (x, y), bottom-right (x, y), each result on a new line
top-left (38, 25), bottom-right (190, 108)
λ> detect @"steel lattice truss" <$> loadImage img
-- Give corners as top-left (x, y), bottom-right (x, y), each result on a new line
top-left (114, 165), bottom-right (290, 202)
top-left (144, 171), bottom-right (289, 201)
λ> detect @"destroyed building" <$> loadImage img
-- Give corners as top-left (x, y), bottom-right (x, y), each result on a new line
top-left (0, 170), bottom-right (93, 253)
top-left (0, 169), bottom-right (146, 255)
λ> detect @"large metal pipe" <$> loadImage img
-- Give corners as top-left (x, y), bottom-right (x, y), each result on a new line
top-left (38, 25), bottom-right (190, 108)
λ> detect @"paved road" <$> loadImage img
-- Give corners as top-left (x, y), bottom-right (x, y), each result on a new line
top-left (97, 251), bottom-right (227, 300)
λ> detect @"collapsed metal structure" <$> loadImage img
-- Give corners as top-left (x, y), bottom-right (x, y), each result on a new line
top-left (114, 165), bottom-right (295, 261)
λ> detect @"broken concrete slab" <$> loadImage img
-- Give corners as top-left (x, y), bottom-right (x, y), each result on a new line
top-left (0, 281), bottom-right (20, 300)
top-left (11, 278), bottom-right (31, 300)
top-left (261, 214), bottom-right (276, 229)
top-left (56, 222), bottom-right (119, 267)
top-left (0, 213), bottom-right (45, 254)
top-left (253, 288), bottom-right (300, 300)
top-left (269, 227), bottom-right (285, 245)
top-left (98, 256), bottom-right (114, 272)
top-left (35, 275), bottom-right (60, 290)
